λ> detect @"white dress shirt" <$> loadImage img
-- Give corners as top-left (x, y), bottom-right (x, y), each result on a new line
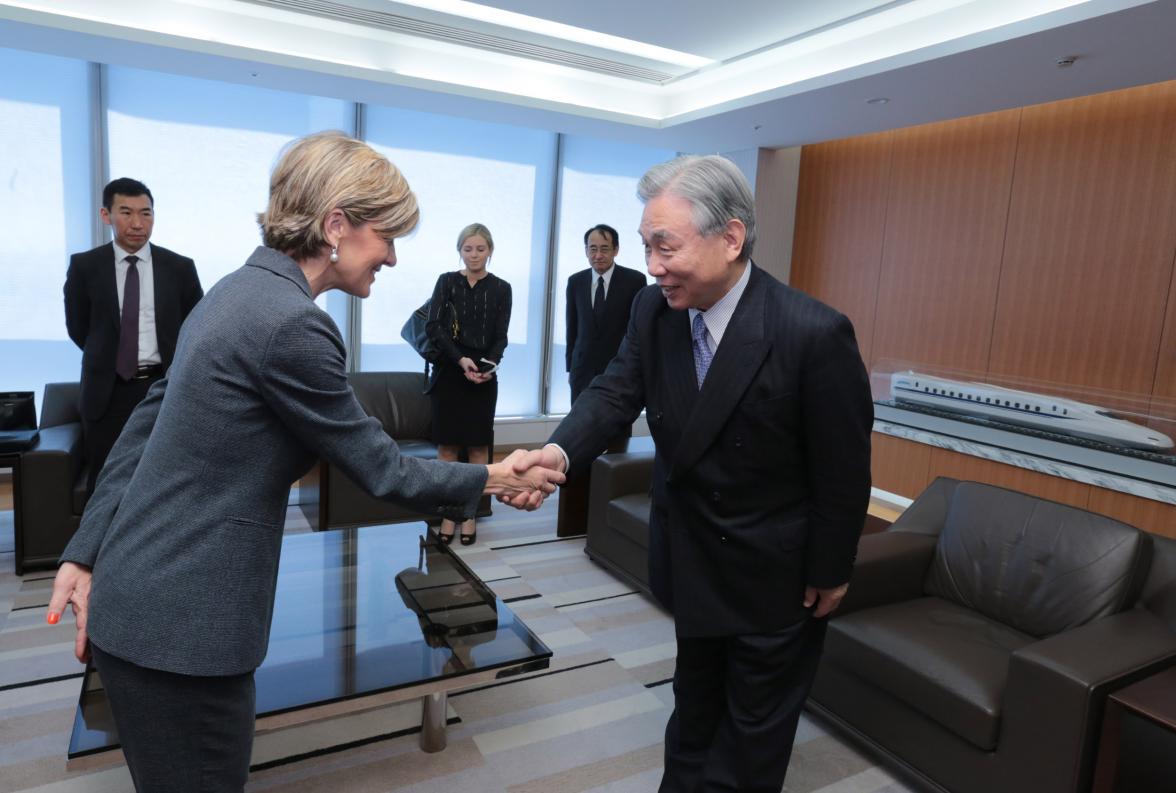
top-left (688, 261), bottom-right (751, 355)
top-left (113, 241), bottom-right (161, 366)
top-left (592, 264), bottom-right (616, 306)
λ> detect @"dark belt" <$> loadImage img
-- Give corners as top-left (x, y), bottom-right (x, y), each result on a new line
top-left (123, 364), bottom-right (163, 382)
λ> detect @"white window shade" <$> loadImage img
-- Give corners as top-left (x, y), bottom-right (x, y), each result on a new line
top-left (360, 105), bottom-right (556, 418)
top-left (0, 48), bottom-right (92, 408)
top-left (105, 67), bottom-right (351, 331)
top-left (548, 136), bottom-right (674, 415)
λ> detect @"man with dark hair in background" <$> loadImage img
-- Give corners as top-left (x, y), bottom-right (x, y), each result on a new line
top-left (65, 178), bottom-right (203, 493)
top-left (558, 223), bottom-right (647, 535)
top-left (566, 223), bottom-right (646, 403)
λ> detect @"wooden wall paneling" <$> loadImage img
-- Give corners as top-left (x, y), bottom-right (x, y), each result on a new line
top-left (871, 110), bottom-right (1021, 378)
top-left (987, 82), bottom-right (1176, 403)
top-left (1146, 240), bottom-right (1176, 429)
top-left (870, 432), bottom-right (934, 499)
top-left (1088, 486), bottom-right (1176, 539)
top-left (790, 131), bottom-right (894, 366)
top-left (927, 447), bottom-right (1091, 509)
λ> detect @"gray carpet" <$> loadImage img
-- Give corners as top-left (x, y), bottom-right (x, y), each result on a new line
top-left (0, 493), bottom-right (914, 792)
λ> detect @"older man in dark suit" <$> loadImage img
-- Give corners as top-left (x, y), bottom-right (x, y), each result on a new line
top-left (512, 155), bottom-right (873, 792)
top-left (566, 223), bottom-right (646, 403)
top-left (64, 178), bottom-right (203, 493)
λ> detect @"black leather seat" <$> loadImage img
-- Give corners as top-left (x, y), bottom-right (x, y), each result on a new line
top-left (15, 382), bottom-right (87, 573)
top-left (809, 477), bottom-right (1176, 793)
top-left (585, 449), bottom-right (654, 593)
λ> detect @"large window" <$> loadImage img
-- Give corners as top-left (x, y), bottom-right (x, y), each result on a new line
top-left (105, 67), bottom-right (352, 335)
top-left (547, 136), bottom-right (676, 415)
top-left (0, 49), bottom-right (93, 408)
top-left (1, 48), bottom-right (698, 423)
top-left (360, 106), bottom-right (557, 417)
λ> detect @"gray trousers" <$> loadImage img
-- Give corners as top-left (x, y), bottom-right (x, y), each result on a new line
top-left (92, 643), bottom-right (256, 792)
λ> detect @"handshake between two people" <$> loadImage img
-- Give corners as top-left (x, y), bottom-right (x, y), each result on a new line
top-left (483, 446), bottom-right (567, 511)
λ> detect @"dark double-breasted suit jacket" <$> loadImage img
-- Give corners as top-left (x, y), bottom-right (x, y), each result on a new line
top-left (64, 242), bottom-right (203, 421)
top-left (551, 264), bottom-right (873, 636)
top-left (565, 264), bottom-right (646, 402)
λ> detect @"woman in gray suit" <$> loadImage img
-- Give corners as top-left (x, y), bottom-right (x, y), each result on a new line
top-left (45, 131), bottom-right (562, 792)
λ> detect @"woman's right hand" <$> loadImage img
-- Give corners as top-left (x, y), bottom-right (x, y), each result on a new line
top-left (484, 450), bottom-right (565, 509)
top-left (47, 561), bottom-right (92, 663)
top-left (459, 356), bottom-right (492, 384)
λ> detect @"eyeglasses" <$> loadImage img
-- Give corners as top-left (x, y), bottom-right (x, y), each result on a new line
top-left (586, 245), bottom-right (614, 255)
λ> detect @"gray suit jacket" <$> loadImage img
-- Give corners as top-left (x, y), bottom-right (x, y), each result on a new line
top-left (61, 247), bottom-right (487, 676)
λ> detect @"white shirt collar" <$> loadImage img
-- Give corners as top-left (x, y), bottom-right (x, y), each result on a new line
top-left (113, 240), bottom-right (151, 265)
top-left (688, 261), bottom-right (751, 351)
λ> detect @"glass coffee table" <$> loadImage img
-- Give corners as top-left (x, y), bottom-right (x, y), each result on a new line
top-left (67, 522), bottom-right (551, 766)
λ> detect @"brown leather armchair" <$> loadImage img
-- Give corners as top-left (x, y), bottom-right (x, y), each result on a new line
top-left (299, 371), bottom-right (490, 530)
top-left (15, 382), bottom-right (87, 573)
top-left (809, 477), bottom-right (1176, 793)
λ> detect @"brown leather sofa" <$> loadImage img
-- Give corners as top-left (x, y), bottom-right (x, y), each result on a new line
top-left (809, 477), bottom-right (1176, 793)
top-left (15, 382), bottom-right (87, 574)
top-left (299, 371), bottom-right (490, 530)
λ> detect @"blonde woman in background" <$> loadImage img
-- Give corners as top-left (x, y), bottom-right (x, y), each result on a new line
top-left (426, 223), bottom-right (512, 546)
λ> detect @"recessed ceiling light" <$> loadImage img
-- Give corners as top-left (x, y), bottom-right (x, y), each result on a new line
top-left (389, 0), bottom-right (713, 68)
top-left (866, 97), bottom-right (890, 105)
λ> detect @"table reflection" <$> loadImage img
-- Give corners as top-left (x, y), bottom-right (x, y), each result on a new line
top-left (69, 522), bottom-right (551, 758)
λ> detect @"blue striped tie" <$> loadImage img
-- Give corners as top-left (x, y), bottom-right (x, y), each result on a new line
top-left (692, 313), bottom-right (713, 388)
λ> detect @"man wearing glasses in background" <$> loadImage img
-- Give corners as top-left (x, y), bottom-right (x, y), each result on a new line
top-left (559, 223), bottom-right (648, 534)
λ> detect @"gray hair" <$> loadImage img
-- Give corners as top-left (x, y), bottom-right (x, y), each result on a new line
top-left (637, 155), bottom-right (756, 262)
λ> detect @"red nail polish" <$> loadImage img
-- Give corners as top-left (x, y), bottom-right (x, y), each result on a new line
top-left (47, 613), bottom-right (60, 625)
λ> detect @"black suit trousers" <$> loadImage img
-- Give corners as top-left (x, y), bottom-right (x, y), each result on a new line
top-left (660, 616), bottom-right (828, 793)
top-left (83, 373), bottom-right (161, 494)
top-left (92, 643), bottom-right (255, 792)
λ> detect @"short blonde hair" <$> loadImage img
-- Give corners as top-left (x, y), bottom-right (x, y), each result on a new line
top-left (259, 131), bottom-right (419, 260)
top-left (457, 222), bottom-right (494, 252)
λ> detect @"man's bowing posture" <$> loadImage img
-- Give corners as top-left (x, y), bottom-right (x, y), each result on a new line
top-left (513, 155), bottom-right (873, 792)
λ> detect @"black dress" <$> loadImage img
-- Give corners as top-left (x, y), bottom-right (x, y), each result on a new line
top-left (426, 271), bottom-right (512, 446)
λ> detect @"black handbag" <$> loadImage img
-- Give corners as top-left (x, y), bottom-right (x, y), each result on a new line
top-left (0, 391), bottom-right (38, 453)
top-left (400, 275), bottom-right (459, 369)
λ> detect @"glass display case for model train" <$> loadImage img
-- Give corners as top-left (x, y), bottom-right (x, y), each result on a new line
top-left (870, 360), bottom-right (1176, 462)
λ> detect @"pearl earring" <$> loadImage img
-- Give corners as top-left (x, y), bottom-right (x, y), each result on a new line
top-left (329, 246), bottom-right (339, 263)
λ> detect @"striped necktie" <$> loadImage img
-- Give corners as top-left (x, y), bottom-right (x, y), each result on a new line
top-left (692, 312), bottom-right (713, 388)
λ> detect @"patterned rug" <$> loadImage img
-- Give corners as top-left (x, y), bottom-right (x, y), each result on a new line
top-left (0, 494), bottom-right (915, 793)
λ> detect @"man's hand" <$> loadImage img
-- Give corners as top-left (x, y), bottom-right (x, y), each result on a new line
top-left (496, 445), bottom-right (567, 509)
top-left (47, 562), bottom-right (93, 663)
top-left (804, 582), bottom-right (848, 619)
top-left (484, 449), bottom-right (565, 510)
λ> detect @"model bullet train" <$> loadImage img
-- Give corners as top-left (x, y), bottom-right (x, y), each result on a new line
top-left (889, 371), bottom-right (1174, 451)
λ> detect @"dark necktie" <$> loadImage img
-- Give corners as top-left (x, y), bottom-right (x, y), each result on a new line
top-left (593, 275), bottom-right (606, 324)
top-left (116, 255), bottom-right (140, 381)
top-left (692, 312), bottom-right (713, 388)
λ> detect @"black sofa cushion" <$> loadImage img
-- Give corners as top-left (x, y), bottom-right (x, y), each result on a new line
top-left (607, 493), bottom-right (652, 551)
top-left (826, 596), bottom-right (1034, 751)
top-left (925, 482), bottom-right (1151, 638)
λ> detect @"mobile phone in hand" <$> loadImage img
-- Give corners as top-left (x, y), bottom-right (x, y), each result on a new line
top-left (477, 358), bottom-right (498, 374)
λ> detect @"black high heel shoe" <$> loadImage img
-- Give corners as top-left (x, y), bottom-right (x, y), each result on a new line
top-left (459, 519), bottom-right (476, 546)
top-left (437, 528), bottom-right (455, 545)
